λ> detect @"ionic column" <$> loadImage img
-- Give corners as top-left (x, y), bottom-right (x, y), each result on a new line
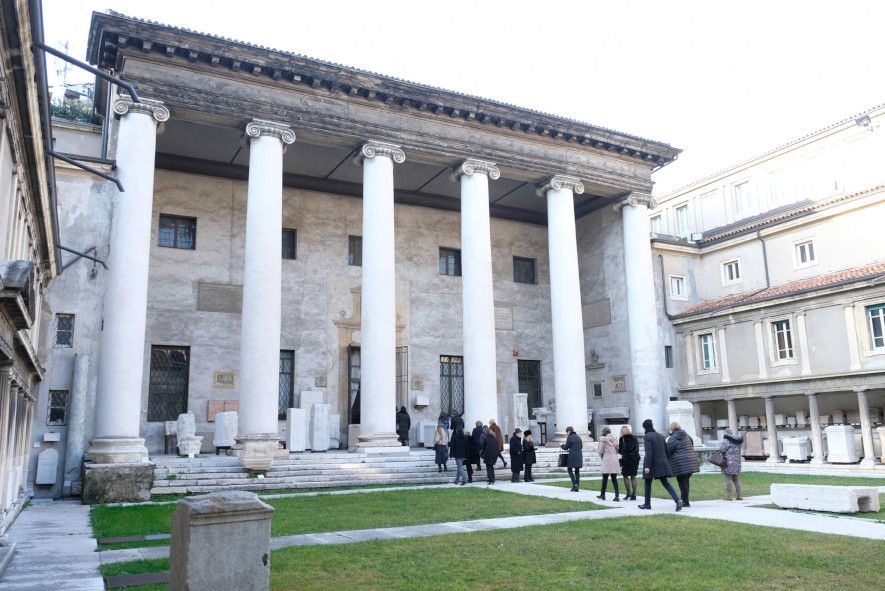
top-left (856, 388), bottom-right (876, 467)
top-left (0, 370), bottom-right (10, 505)
top-left (692, 403), bottom-right (703, 444)
top-left (616, 193), bottom-right (667, 430)
top-left (764, 396), bottom-right (781, 463)
top-left (453, 159), bottom-right (500, 425)
top-left (727, 398), bottom-right (738, 434)
top-left (538, 175), bottom-right (589, 441)
top-left (90, 96), bottom-right (169, 464)
top-left (236, 119), bottom-right (296, 472)
top-left (355, 141), bottom-right (406, 449)
top-left (807, 392), bottom-right (824, 465)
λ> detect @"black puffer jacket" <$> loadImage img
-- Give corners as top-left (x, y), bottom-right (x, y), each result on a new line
top-left (666, 429), bottom-right (699, 476)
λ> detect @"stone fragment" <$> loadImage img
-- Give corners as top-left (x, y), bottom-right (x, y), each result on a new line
top-left (177, 413), bottom-right (196, 438)
top-left (512, 393), bottom-right (529, 432)
top-left (299, 390), bottom-right (325, 410)
top-left (825, 425), bottom-right (858, 463)
top-left (667, 400), bottom-right (699, 444)
top-left (831, 409), bottom-right (845, 424)
top-left (310, 403), bottom-right (331, 452)
top-left (82, 462), bottom-right (154, 504)
top-left (213, 411), bottom-right (238, 448)
top-left (774, 414), bottom-right (786, 427)
top-left (771, 483), bottom-right (880, 513)
top-left (782, 436), bottom-right (810, 461)
top-left (794, 411), bottom-right (807, 427)
top-left (743, 431), bottom-right (765, 458)
top-left (35, 448), bottom-right (59, 485)
top-left (329, 413), bottom-right (341, 450)
top-left (286, 408), bottom-right (307, 452)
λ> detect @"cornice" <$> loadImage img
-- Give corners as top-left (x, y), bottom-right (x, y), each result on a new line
top-left (536, 175), bottom-right (585, 197)
top-left (451, 158), bottom-right (501, 181)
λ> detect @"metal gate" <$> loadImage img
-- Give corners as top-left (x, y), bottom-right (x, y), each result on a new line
top-left (147, 345), bottom-right (191, 422)
top-left (278, 350), bottom-right (294, 419)
top-left (347, 345), bottom-right (361, 424)
top-left (518, 359), bottom-right (542, 418)
top-left (439, 355), bottom-right (464, 416)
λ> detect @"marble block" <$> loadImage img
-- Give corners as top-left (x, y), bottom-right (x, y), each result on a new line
top-left (667, 400), bottom-right (700, 444)
top-left (286, 408), bottom-right (307, 452)
top-left (422, 423), bottom-right (437, 447)
top-left (772, 484), bottom-right (880, 514)
top-left (310, 403), bottom-right (331, 452)
top-left (35, 447), bottom-right (59, 485)
top-left (512, 393), bottom-right (529, 432)
top-left (738, 415), bottom-right (749, 428)
top-left (716, 419), bottom-right (728, 428)
top-left (783, 436), bottom-right (810, 461)
top-left (165, 421), bottom-right (178, 436)
top-left (177, 413), bottom-right (196, 438)
top-left (213, 411), bottom-right (238, 448)
top-left (701, 415), bottom-right (712, 429)
top-left (743, 431), bottom-right (765, 458)
top-left (759, 415), bottom-right (767, 428)
top-left (795, 411), bottom-right (807, 427)
top-left (819, 415), bottom-right (830, 427)
top-left (846, 411), bottom-right (861, 424)
top-left (178, 436), bottom-right (203, 458)
top-left (774, 414), bottom-right (786, 427)
top-left (748, 416), bottom-right (760, 429)
top-left (825, 425), bottom-right (858, 463)
top-left (300, 390), bottom-right (325, 410)
top-left (831, 410), bottom-right (845, 424)
top-left (786, 416), bottom-right (796, 427)
top-left (329, 413), bottom-right (341, 449)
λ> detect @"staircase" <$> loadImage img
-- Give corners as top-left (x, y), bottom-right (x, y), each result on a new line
top-left (151, 447), bottom-right (603, 495)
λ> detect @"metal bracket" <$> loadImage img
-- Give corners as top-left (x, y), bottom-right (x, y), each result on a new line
top-left (32, 41), bottom-right (141, 103)
top-left (50, 151), bottom-right (123, 191)
top-left (58, 245), bottom-right (107, 272)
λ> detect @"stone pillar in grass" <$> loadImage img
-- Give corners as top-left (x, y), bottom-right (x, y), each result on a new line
top-left (170, 491), bottom-right (274, 591)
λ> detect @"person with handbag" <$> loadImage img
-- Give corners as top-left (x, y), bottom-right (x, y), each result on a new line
top-left (596, 427), bottom-right (620, 501)
top-left (719, 428), bottom-right (744, 500)
top-left (666, 421), bottom-right (700, 507)
top-left (618, 424), bottom-right (640, 501)
top-left (433, 424), bottom-right (449, 472)
top-left (560, 426), bottom-right (583, 492)
top-left (638, 418), bottom-right (682, 511)
top-left (523, 430), bottom-right (537, 482)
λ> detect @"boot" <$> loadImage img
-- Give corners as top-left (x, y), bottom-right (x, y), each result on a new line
top-left (444, 464), bottom-right (448, 472)
top-left (736, 496), bottom-right (743, 500)
top-left (638, 504), bottom-right (651, 509)
top-left (675, 500), bottom-right (683, 512)
top-left (438, 465), bottom-right (442, 473)
top-left (596, 493), bottom-right (606, 500)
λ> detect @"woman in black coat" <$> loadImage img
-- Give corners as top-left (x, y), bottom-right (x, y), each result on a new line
top-left (560, 426), bottom-right (583, 492)
top-left (480, 431), bottom-right (500, 484)
top-left (465, 428), bottom-right (479, 483)
top-left (508, 429), bottom-right (524, 483)
top-left (666, 421), bottom-right (700, 507)
top-left (618, 424), bottom-right (640, 500)
top-left (523, 430), bottom-right (537, 482)
top-left (471, 421), bottom-right (485, 471)
top-left (396, 406), bottom-right (411, 446)
top-left (638, 419), bottom-right (682, 511)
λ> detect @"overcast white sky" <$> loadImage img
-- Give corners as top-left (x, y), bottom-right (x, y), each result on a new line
top-left (42, 0), bottom-right (885, 195)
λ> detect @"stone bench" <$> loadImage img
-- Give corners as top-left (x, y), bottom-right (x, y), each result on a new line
top-left (771, 483), bottom-right (881, 514)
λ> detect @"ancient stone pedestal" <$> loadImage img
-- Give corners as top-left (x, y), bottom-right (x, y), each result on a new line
top-left (667, 400), bottom-right (700, 444)
top-left (236, 435), bottom-right (279, 473)
top-left (82, 462), bottom-right (154, 504)
top-left (512, 393), bottom-right (529, 432)
top-left (795, 411), bottom-right (807, 428)
top-left (831, 409), bottom-right (845, 424)
top-left (213, 412), bottom-right (238, 449)
top-left (177, 413), bottom-right (203, 458)
top-left (329, 413), bottom-right (341, 450)
top-left (774, 414), bottom-right (786, 427)
top-left (35, 448), bottom-right (59, 485)
top-left (748, 416), bottom-right (760, 428)
top-left (170, 491), bottom-right (273, 591)
top-left (825, 425), bottom-right (858, 463)
top-left (738, 415), bottom-right (749, 428)
top-left (782, 437), bottom-right (810, 462)
top-left (772, 484), bottom-right (880, 514)
top-left (310, 404), bottom-right (331, 452)
top-left (286, 408), bottom-right (307, 452)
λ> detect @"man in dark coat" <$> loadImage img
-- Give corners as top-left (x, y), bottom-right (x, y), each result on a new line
top-left (396, 406), bottom-right (411, 446)
top-left (450, 412), bottom-right (465, 432)
top-left (471, 421), bottom-right (485, 471)
top-left (480, 430), bottom-right (500, 484)
top-left (522, 430), bottom-right (537, 482)
top-left (508, 429), bottom-right (524, 482)
top-left (638, 419), bottom-right (682, 511)
top-left (560, 426), bottom-right (583, 492)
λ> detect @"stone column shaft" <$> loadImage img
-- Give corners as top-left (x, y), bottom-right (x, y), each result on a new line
top-left (0, 372), bottom-right (10, 507)
top-left (618, 193), bottom-right (667, 430)
top-left (764, 396), bottom-right (780, 463)
top-left (727, 398), bottom-right (738, 434)
top-left (807, 393), bottom-right (824, 465)
top-left (63, 354), bottom-right (90, 495)
top-left (856, 388), bottom-right (876, 467)
top-left (454, 159), bottom-right (500, 424)
top-left (539, 176), bottom-right (589, 440)
top-left (91, 96), bottom-right (169, 463)
top-left (356, 141), bottom-right (405, 449)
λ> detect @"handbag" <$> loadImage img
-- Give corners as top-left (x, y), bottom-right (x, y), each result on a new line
top-left (708, 451), bottom-right (726, 468)
top-left (558, 453), bottom-right (569, 468)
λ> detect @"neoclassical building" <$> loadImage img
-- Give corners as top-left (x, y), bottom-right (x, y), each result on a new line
top-left (23, 12), bottom-right (679, 500)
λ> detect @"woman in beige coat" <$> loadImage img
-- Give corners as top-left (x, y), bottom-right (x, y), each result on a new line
top-left (596, 427), bottom-right (621, 501)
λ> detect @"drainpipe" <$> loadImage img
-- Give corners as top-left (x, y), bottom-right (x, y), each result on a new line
top-left (657, 253), bottom-right (674, 320)
top-left (757, 230), bottom-right (771, 289)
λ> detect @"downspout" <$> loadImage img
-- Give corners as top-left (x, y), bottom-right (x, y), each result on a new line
top-left (657, 253), bottom-right (674, 320)
top-left (757, 230), bottom-right (771, 289)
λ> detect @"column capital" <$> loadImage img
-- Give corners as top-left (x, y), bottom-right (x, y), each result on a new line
top-left (112, 95), bottom-right (170, 123)
top-left (535, 174), bottom-right (584, 197)
top-left (451, 158), bottom-right (500, 182)
top-left (614, 191), bottom-right (657, 211)
top-left (355, 140), bottom-right (406, 166)
top-left (853, 387), bottom-right (869, 394)
top-left (245, 118), bottom-right (296, 145)
top-left (805, 391), bottom-right (818, 398)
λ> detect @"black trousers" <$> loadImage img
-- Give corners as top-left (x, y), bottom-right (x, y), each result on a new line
top-left (676, 474), bottom-right (692, 503)
top-left (644, 477), bottom-right (679, 505)
top-left (524, 463), bottom-right (533, 481)
top-left (567, 467), bottom-right (580, 488)
top-left (466, 462), bottom-right (474, 481)
top-left (485, 462), bottom-right (495, 483)
top-left (601, 473), bottom-right (619, 496)
top-left (497, 452), bottom-right (507, 466)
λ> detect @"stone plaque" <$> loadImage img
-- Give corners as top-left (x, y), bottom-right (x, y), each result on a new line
top-left (494, 305), bottom-right (513, 330)
top-left (286, 408), bottom-right (307, 452)
top-left (411, 378), bottom-right (424, 391)
top-left (315, 375), bottom-right (327, 388)
top-left (583, 299), bottom-right (612, 328)
top-left (213, 371), bottom-right (237, 389)
top-left (36, 448), bottom-right (59, 485)
top-left (196, 282), bottom-right (243, 313)
top-left (310, 404), bottom-right (331, 452)
top-left (207, 399), bottom-right (239, 422)
top-left (611, 375), bottom-right (627, 392)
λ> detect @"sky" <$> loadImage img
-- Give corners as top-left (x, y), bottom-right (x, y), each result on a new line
top-left (41, 0), bottom-right (885, 195)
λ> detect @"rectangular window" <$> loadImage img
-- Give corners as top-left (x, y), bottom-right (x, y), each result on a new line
top-left (794, 239), bottom-right (816, 267)
top-left (517, 359), bottom-right (542, 418)
top-left (278, 350), bottom-right (294, 420)
top-left (347, 345), bottom-right (361, 424)
top-left (868, 305), bottom-right (885, 349)
top-left (669, 275), bottom-right (686, 299)
top-left (768, 169), bottom-right (786, 206)
top-left (699, 333), bottom-right (716, 370)
top-left (47, 390), bottom-right (69, 426)
top-left (513, 256), bottom-right (536, 284)
top-left (347, 235), bottom-right (362, 266)
top-left (650, 214), bottom-right (663, 234)
top-left (147, 345), bottom-right (190, 422)
top-left (675, 205), bottom-right (689, 238)
top-left (439, 355), bottom-right (464, 416)
top-left (591, 382), bottom-right (603, 399)
top-left (282, 229), bottom-right (297, 260)
top-left (721, 259), bottom-right (741, 285)
top-left (733, 181), bottom-right (754, 218)
top-left (158, 214), bottom-right (196, 249)
top-left (439, 248), bottom-right (462, 276)
top-left (772, 320), bottom-right (794, 360)
top-left (55, 313), bottom-right (74, 347)
top-left (664, 345), bottom-right (674, 369)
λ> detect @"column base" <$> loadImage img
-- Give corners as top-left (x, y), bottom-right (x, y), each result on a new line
top-left (356, 432), bottom-right (403, 452)
top-left (859, 458), bottom-right (876, 468)
top-left (235, 434), bottom-right (279, 473)
top-left (765, 455), bottom-right (783, 464)
top-left (86, 437), bottom-right (149, 464)
top-left (809, 458), bottom-right (825, 466)
top-left (82, 461), bottom-right (154, 504)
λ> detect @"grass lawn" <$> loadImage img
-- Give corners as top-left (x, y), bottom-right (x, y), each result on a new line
top-left (101, 514), bottom-right (885, 590)
top-left (149, 481), bottom-right (440, 502)
top-left (757, 493), bottom-right (885, 522)
top-left (93, 487), bottom-right (601, 550)
top-left (542, 472), bottom-right (885, 501)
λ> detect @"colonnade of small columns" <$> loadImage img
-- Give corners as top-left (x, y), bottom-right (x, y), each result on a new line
top-left (0, 369), bottom-right (35, 518)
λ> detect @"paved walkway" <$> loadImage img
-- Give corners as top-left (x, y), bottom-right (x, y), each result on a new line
top-left (0, 500), bottom-right (103, 591)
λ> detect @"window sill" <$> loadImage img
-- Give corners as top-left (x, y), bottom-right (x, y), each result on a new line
top-left (769, 358), bottom-right (799, 367)
top-left (696, 368), bottom-right (720, 376)
top-left (863, 349), bottom-right (885, 358)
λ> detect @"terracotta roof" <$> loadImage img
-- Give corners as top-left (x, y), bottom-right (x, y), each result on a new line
top-left (674, 262), bottom-right (885, 318)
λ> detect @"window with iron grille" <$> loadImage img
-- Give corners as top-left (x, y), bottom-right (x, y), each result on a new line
top-left (396, 346), bottom-right (409, 410)
top-left (47, 390), bottom-right (69, 426)
top-left (513, 257), bottom-right (536, 284)
top-left (55, 313), bottom-right (74, 347)
top-left (158, 214), bottom-right (196, 249)
top-left (278, 350), bottom-right (294, 419)
top-left (348, 235), bottom-right (362, 266)
top-left (439, 355), bottom-right (464, 416)
top-left (591, 382), bottom-right (604, 399)
top-left (282, 229), bottom-right (297, 260)
top-left (664, 345), bottom-right (674, 368)
top-left (348, 345), bottom-right (361, 424)
top-left (518, 359), bottom-right (542, 417)
top-left (147, 345), bottom-right (190, 422)
top-left (439, 248), bottom-right (461, 276)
